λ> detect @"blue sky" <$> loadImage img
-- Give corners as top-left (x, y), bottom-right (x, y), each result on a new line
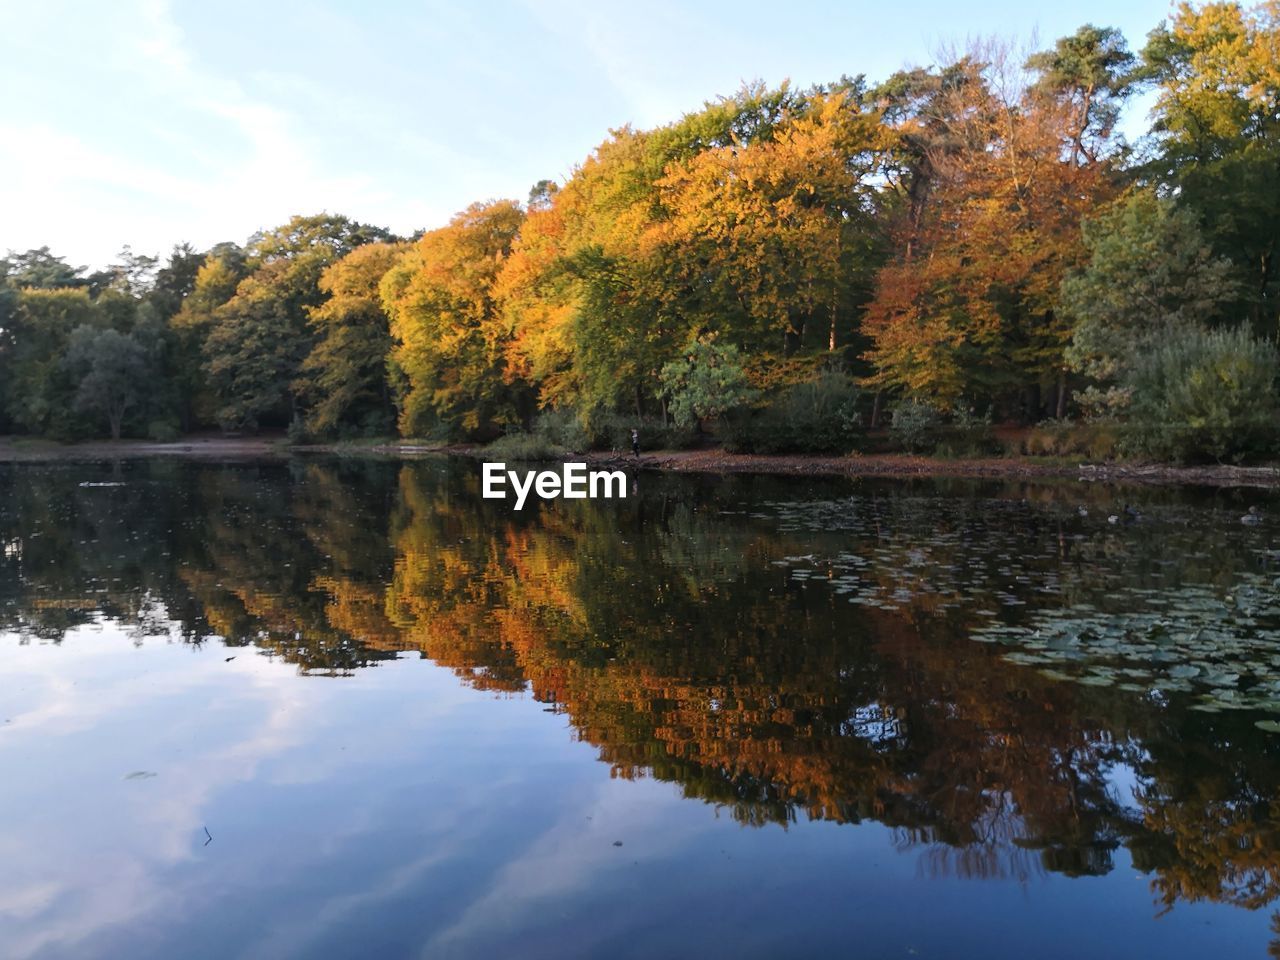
top-left (0, 0), bottom-right (1175, 269)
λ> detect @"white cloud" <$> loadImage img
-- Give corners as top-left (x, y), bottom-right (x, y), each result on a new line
top-left (0, 0), bottom-right (437, 265)
top-left (0, 0), bottom-right (1177, 268)
top-left (0, 626), bottom-right (315, 959)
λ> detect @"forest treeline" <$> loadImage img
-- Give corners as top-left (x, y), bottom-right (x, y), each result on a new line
top-left (2, 2), bottom-right (1279, 461)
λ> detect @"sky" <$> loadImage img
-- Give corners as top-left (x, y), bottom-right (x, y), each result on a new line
top-left (0, 0), bottom-right (1177, 270)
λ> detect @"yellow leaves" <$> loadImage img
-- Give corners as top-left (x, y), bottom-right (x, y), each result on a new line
top-left (740, 352), bottom-right (832, 391)
top-left (378, 200), bottom-right (526, 436)
top-left (864, 52), bottom-right (1116, 398)
top-left (864, 264), bottom-right (972, 406)
top-left (487, 87), bottom-right (885, 411)
top-left (1153, 1), bottom-right (1280, 144)
top-left (493, 203), bottom-right (584, 403)
top-left (314, 242), bottom-right (403, 304)
top-left (647, 96), bottom-right (870, 348)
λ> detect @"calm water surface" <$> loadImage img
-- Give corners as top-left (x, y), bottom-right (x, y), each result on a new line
top-left (3, 457), bottom-right (1280, 959)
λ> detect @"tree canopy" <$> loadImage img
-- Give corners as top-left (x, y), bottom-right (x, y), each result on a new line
top-left (3, 3), bottom-right (1277, 458)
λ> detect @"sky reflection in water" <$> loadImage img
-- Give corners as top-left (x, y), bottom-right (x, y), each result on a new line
top-left (1, 458), bottom-right (1279, 959)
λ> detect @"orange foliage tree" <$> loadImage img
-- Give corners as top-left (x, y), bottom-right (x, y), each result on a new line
top-left (864, 39), bottom-right (1124, 416)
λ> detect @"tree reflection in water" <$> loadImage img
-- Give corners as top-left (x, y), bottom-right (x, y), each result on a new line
top-left (3, 456), bottom-right (1280, 941)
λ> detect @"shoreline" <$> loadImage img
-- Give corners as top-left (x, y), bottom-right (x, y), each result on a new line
top-left (4, 435), bottom-right (1280, 489)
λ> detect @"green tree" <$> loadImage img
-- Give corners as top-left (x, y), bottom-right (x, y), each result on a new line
top-left (203, 259), bottom-right (310, 431)
top-left (299, 242), bottom-right (404, 437)
top-left (382, 201), bottom-right (525, 438)
top-left (0, 247), bottom-right (86, 289)
top-left (0, 271), bottom-right (16, 433)
top-left (62, 326), bottom-right (150, 439)
top-left (3, 288), bottom-right (100, 437)
top-left (148, 243), bottom-right (206, 320)
top-left (527, 179), bottom-right (558, 211)
top-left (203, 215), bottom-right (391, 431)
top-left (89, 245), bottom-right (159, 298)
top-left (1139, 1), bottom-right (1280, 336)
top-left (1062, 188), bottom-right (1239, 415)
top-left (659, 335), bottom-right (758, 427)
top-left (1026, 24), bottom-right (1135, 167)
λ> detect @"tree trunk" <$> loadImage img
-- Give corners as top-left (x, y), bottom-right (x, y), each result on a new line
top-left (830, 235), bottom-right (840, 352)
top-left (870, 391), bottom-right (883, 429)
top-left (1023, 383), bottom-right (1041, 424)
top-left (1262, 247), bottom-right (1276, 340)
top-left (1055, 371), bottom-right (1068, 420)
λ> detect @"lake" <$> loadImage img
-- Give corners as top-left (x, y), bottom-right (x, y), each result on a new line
top-left (2, 456), bottom-right (1280, 959)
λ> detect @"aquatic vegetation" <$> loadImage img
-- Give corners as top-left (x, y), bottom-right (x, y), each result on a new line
top-left (971, 580), bottom-right (1280, 712)
top-left (755, 493), bottom-right (1280, 711)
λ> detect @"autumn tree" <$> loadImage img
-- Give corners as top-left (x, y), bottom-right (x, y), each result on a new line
top-left (651, 90), bottom-right (884, 358)
top-left (169, 244), bottom-right (246, 430)
top-left (495, 196), bottom-right (580, 409)
top-left (863, 36), bottom-right (1127, 417)
top-left (499, 122), bottom-right (682, 422)
top-left (202, 215), bottom-right (391, 431)
top-left (499, 84), bottom-right (882, 425)
top-left (1139, 0), bottom-right (1280, 337)
top-left (299, 242), bottom-right (404, 438)
top-left (381, 200), bottom-right (526, 438)
top-left (543, 128), bottom-right (669, 422)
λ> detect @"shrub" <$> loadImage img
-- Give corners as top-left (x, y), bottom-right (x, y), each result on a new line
top-left (286, 417), bottom-right (310, 445)
top-left (1023, 419), bottom-right (1122, 460)
top-left (1023, 420), bottom-right (1064, 456)
top-left (1084, 427), bottom-right (1122, 461)
top-left (723, 370), bottom-right (861, 454)
top-left (485, 432), bottom-right (565, 461)
top-left (531, 408), bottom-right (591, 452)
top-left (881, 400), bottom-right (1001, 457)
top-left (931, 405), bottom-right (999, 458)
top-left (888, 399), bottom-right (942, 453)
top-left (146, 419), bottom-right (182, 443)
top-left (1122, 326), bottom-right (1280, 462)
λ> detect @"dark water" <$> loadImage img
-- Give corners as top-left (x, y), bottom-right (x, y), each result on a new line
top-left (3, 457), bottom-right (1280, 959)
